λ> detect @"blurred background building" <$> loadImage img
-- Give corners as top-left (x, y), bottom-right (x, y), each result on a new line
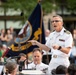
top-left (0, 0), bottom-right (76, 34)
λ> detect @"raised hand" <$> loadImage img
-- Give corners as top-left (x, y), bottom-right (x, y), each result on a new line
top-left (28, 40), bottom-right (37, 45)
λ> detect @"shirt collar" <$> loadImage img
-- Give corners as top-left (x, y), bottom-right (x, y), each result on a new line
top-left (33, 62), bottom-right (42, 65)
top-left (59, 27), bottom-right (65, 35)
top-left (54, 27), bottom-right (65, 35)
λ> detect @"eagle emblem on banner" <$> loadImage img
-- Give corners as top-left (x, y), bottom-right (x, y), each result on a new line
top-left (15, 21), bottom-right (32, 44)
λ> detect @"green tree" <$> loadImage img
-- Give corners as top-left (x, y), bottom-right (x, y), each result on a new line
top-left (1, 0), bottom-right (55, 23)
top-left (67, 0), bottom-right (76, 13)
top-left (55, 0), bottom-right (76, 14)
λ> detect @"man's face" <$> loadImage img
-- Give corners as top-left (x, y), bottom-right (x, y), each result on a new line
top-left (73, 29), bottom-right (76, 39)
top-left (73, 30), bottom-right (76, 34)
top-left (33, 51), bottom-right (42, 64)
top-left (51, 17), bottom-right (63, 32)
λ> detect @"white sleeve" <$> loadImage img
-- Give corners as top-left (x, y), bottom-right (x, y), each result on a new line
top-left (65, 34), bottom-right (73, 48)
top-left (45, 33), bottom-right (52, 48)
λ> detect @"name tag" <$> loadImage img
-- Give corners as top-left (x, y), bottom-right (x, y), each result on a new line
top-left (59, 39), bottom-right (65, 42)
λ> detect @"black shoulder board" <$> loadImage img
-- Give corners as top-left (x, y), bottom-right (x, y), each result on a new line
top-left (53, 30), bottom-right (55, 32)
top-left (64, 30), bottom-right (70, 34)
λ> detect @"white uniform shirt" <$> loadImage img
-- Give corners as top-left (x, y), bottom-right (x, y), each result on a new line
top-left (45, 27), bottom-right (73, 73)
top-left (28, 62), bottom-right (48, 70)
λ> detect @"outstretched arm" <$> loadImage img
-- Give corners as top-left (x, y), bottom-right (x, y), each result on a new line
top-left (28, 40), bottom-right (50, 51)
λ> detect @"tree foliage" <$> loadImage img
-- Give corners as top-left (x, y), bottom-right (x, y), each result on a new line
top-left (67, 0), bottom-right (76, 12)
top-left (2, 0), bottom-right (76, 17)
top-left (4, 0), bottom-right (76, 23)
top-left (1, 0), bottom-right (55, 22)
top-left (55, 0), bottom-right (76, 13)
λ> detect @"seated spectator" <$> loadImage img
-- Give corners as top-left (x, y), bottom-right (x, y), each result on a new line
top-left (42, 29), bottom-right (51, 60)
top-left (5, 59), bottom-right (18, 75)
top-left (70, 41), bottom-right (76, 64)
top-left (0, 29), bottom-right (7, 45)
top-left (9, 26), bottom-right (17, 40)
top-left (17, 53), bottom-right (31, 70)
top-left (55, 65), bottom-right (68, 74)
top-left (18, 53), bottom-right (26, 63)
top-left (73, 29), bottom-right (76, 41)
top-left (45, 29), bottom-right (50, 41)
top-left (0, 44), bottom-right (7, 62)
top-left (0, 43), bottom-right (4, 62)
top-left (5, 29), bottom-right (13, 47)
top-left (17, 53), bottom-right (27, 70)
top-left (28, 48), bottom-right (48, 72)
top-left (67, 64), bottom-right (76, 75)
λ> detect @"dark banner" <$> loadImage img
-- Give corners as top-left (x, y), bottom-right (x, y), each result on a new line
top-left (6, 3), bottom-right (45, 57)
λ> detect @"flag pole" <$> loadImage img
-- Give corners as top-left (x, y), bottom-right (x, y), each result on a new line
top-left (38, 0), bottom-right (50, 64)
top-left (38, 0), bottom-right (42, 43)
top-left (25, 42), bottom-right (29, 70)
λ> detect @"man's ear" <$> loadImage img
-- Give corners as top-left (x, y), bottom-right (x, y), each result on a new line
top-left (62, 22), bottom-right (64, 26)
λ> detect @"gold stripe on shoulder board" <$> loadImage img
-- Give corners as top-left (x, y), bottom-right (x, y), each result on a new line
top-left (64, 30), bottom-right (70, 34)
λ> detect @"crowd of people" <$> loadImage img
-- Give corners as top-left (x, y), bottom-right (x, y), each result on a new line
top-left (1, 48), bottom-right (76, 75)
top-left (0, 15), bottom-right (76, 75)
top-left (0, 27), bottom-right (17, 47)
top-left (0, 27), bottom-right (17, 61)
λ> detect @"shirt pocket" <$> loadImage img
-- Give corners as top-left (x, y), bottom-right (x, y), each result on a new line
top-left (58, 39), bottom-right (65, 47)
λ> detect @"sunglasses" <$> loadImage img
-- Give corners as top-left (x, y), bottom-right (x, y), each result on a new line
top-left (51, 20), bottom-right (61, 23)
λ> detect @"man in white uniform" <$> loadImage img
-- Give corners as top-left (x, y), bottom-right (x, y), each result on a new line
top-left (28, 48), bottom-right (48, 71)
top-left (28, 15), bottom-right (73, 74)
